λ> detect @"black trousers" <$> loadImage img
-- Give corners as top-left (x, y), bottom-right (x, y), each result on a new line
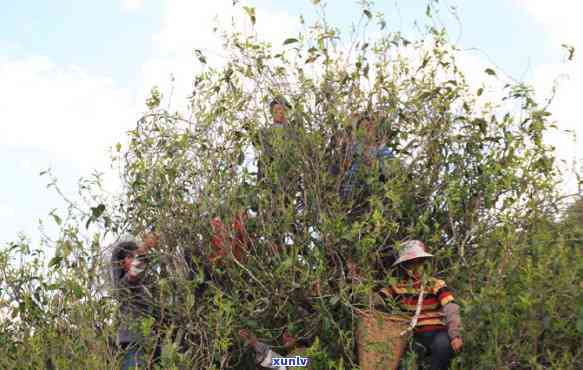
top-left (403, 330), bottom-right (454, 370)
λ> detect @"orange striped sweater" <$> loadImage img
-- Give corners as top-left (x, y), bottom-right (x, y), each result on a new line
top-left (379, 277), bottom-right (455, 334)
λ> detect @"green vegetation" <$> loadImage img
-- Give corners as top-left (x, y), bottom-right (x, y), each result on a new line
top-left (1, 2), bottom-right (581, 369)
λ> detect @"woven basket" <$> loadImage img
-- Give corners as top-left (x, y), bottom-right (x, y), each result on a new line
top-left (356, 310), bottom-right (411, 370)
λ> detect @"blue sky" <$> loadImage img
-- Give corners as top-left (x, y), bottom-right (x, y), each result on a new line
top-left (0, 1), bottom-right (557, 84)
top-left (1, 0), bottom-right (581, 247)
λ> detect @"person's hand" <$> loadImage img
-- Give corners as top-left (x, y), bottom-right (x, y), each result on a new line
top-left (136, 232), bottom-right (159, 255)
top-left (141, 232), bottom-right (159, 250)
top-left (347, 261), bottom-right (362, 282)
top-left (239, 329), bottom-right (250, 341)
top-left (282, 329), bottom-right (297, 350)
top-left (451, 337), bottom-right (463, 353)
top-left (311, 280), bottom-right (321, 296)
top-left (239, 329), bottom-right (257, 348)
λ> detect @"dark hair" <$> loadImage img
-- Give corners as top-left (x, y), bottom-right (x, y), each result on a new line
top-left (356, 114), bottom-right (372, 129)
top-left (112, 241), bottom-right (139, 262)
top-left (111, 241), bottom-right (139, 282)
top-left (401, 257), bottom-right (429, 269)
top-left (269, 98), bottom-right (291, 112)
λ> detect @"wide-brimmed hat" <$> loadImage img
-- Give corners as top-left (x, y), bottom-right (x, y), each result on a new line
top-left (392, 240), bottom-right (433, 266)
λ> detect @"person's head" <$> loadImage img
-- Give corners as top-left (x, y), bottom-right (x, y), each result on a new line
top-left (281, 328), bottom-right (297, 349)
top-left (356, 115), bottom-right (376, 143)
top-left (400, 257), bottom-right (429, 276)
top-left (112, 241), bottom-right (139, 277)
top-left (270, 99), bottom-right (288, 124)
top-left (392, 240), bottom-right (433, 277)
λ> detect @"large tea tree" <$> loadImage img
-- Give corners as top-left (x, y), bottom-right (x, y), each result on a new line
top-left (1, 2), bottom-right (581, 369)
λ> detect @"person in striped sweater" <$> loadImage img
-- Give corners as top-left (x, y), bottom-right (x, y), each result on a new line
top-left (378, 240), bottom-right (463, 370)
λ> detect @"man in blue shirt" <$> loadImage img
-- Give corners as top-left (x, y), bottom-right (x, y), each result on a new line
top-left (339, 115), bottom-right (396, 217)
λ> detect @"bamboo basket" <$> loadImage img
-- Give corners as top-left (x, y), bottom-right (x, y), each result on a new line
top-left (356, 310), bottom-right (411, 370)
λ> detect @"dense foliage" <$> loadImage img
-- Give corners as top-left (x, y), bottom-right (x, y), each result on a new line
top-left (1, 2), bottom-right (581, 369)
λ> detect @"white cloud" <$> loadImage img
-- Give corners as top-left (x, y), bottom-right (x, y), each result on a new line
top-left (514, 0), bottom-right (583, 47)
top-left (141, 0), bottom-right (298, 112)
top-left (0, 56), bottom-right (140, 173)
top-left (0, 0), bottom-right (299, 245)
top-left (0, 55), bottom-right (136, 244)
top-left (121, 0), bottom-right (145, 13)
top-left (0, 205), bottom-right (14, 220)
top-left (19, 159), bottom-right (32, 171)
top-left (514, 0), bottom-right (583, 195)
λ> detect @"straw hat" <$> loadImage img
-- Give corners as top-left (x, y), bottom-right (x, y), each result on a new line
top-left (392, 240), bottom-right (433, 266)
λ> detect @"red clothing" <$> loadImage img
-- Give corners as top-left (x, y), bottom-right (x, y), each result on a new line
top-left (379, 277), bottom-right (455, 334)
top-left (209, 214), bottom-right (249, 264)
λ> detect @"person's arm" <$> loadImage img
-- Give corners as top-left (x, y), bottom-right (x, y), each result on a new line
top-left (240, 330), bottom-right (286, 369)
top-left (258, 128), bottom-right (275, 158)
top-left (368, 285), bottom-right (395, 312)
top-left (443, 302), bottom-right (462, 340)
top-left (436, 280), bottom-right (463, 352)
top-left (376, 145), bottom-right (394, 182)
top-left (256, 128), bottom-right (276, 183)
top-left (257, 344), bottom-right (286, 369)
top-left (347, 260), bottom-right (363, 283)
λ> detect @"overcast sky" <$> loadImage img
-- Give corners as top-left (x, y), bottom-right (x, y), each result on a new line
top-left (1, 0), bottom-right (581, 247)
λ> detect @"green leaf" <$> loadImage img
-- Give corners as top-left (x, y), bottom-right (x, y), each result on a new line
top-left (91, 204), bottom-right (106, 219)
top-left (243, 6), bottom-right (256, 26)
top-left (72, 284), bottom-right (84, 299)
top-left (49, 256), bottom-right (63, 269)
top-left (329, 295), bottom-right (340, 306)
top-left (311, 0), bottom-right (320, 4)
top-left (363, 9), bottom-right (372, 19)
top-left (194, 49), bottom-right (207, 64)
top-left (142, 316), bottom-right (156, 337)
top-left (145, 86), bottom-right (161, 109)
top-left (561, 43), bottom-right (575, 61)
top-left (243, 320), bottom-right (259, 329)
top-left (50, 210), bottom-right (61, 226)
top-left (485, 68), bottom-right (496, 76)
top-left (477, 87), bottom-right (484, 96)
top-left (116, 143), bottom-right (122, 152)
top-left (283, 38), bottom-right (298, 46)
top-left (577, 318), bottom-right (583, 334)
top-left (418, 56), bottom-right (430, 71)
top-left (305, 55), bottom-right (319, 64)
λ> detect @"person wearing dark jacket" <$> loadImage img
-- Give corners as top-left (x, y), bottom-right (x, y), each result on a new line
top-left (255, 99), bottom-right (297, 188)
top-left (111, 232), bottom-right (161, 370)
top-left (328, 114), bottom-right (396, 222)
top-left (339, 116), bottom-right (395, 201)
top-left (253, 99), bottom-right (303, 245)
